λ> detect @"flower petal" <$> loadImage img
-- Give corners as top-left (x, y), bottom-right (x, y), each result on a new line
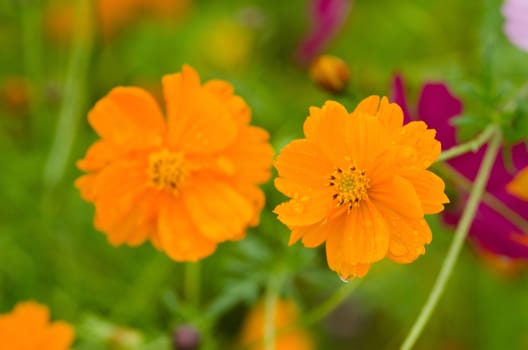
top-left (304, 101), bottom-right (349, 164)
top-left (376, 204), bottom-right (432, 263)
top-left (275, 139), bottom-right (333, 188)
top-left (158, 197), bottom-right (217, 261)
top-left (103, 189), bottom-right (161, 246)
top-left (230, 183), bottom-right (266, 227)
top-left (353, 95), bottom-right (380, 115)
top-left (325, 200), bottom-right (389, 278)
top-left (225, 125), bottom-right (274, 184)
top-left (400, 168), bottom-right (450, 214)
top-left (77, 140), bottom-right (125, 172)
top-left (88, 87), bottom-right (165, 149)
top-left (204, 80), bottom-right (251, 125)
top-left (417, 83), bottom-right (462, 149)
top-left (274, 182), bottom-right (334, 227)
top-left (183, 176), bottom-right (254, 241)
top-left (162, 65), bottom-right (238, 154)
top-left (396, 121), bottom-right (441, 168)
top-left (506, 166), bottom-right (528, 201)
top-left (43, 322), bottom-right (75, 349)
top-left (390, 75), bottom-right (413, 123)
top-left (346, 110), bottom-right (392, 169)
top-left (369, 175), bottom-right (424, 219)
top-left (376, 96), bottom-right (404, 131)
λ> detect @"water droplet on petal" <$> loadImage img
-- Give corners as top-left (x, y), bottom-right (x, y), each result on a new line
top-left (293, 202), bottom-right (304, 214)
top-left (339, 275), bottom-right (350, 283)
top-left (390, 242), bottom-right (407, 256)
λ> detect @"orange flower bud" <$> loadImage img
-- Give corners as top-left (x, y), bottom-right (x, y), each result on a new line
top-left (309, 55), bottom-right (350, 94)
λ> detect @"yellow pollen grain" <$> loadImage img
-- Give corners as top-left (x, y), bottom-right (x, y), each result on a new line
top-left (329, 164), bottom-right (370, 209)
top-left (148, 149), bottom-right (187, 194)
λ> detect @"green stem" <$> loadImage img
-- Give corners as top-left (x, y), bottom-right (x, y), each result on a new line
top-left (264, 271), bottom-right (285, 350)
top-left (20, 1), bottom-right (43, 117)
top-left (400, 126), bottom-right (502, 350)
top-left (303, 279), bottom-right (361, 327)
top-left (184, 262), bottom-right (201, 307)
top-left (43, 0), bottom-right (94, 188)
top-left (437, 124), bottom-right (495, 162)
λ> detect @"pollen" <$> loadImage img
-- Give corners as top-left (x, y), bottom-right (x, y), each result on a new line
top-left (148, 149), bottom-right (187, 194)
top-left (329, 164), bottom-right (370, 209)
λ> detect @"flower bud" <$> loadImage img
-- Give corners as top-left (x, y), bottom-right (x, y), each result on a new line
top-left (309, 55), bottom-right (350, 94)
top-left (172, 324), bottom-right (201, 350)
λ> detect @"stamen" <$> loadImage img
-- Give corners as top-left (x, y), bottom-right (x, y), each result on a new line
top-left (328, 164), bottom-right (370, 209)
top-left (147, 149), bottom-right (187, 194)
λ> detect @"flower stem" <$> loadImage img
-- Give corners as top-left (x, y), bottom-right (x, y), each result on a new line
top-left (184, 262), bottom-right (201, 307)
top-left (400, 126), bottom-right (502, 350)
top-left (303, 279), bottom-right (361, 327)
top-left (43, 0), bottom-right (94, 188)
top-left (437, 124), bottom-right (495, 162)
top-left (20, 1), bottom-right (43, 116)
top-left (264, 271), bottom-right (285, 350)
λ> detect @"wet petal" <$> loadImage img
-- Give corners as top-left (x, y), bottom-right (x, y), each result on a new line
top-left (204, 80), bottom-right (251, 125)
top-left (225, 125), bottom-right (274, 184)
top-left (158, 197), bottom-right (217, 261)
top-left (305, 101), bottom-right (350, 164)
top-left (400, 168), bottom-right (450, 214)
top-left (275, 139), bottom-right (333, 189)
top-left (162, 66), bottom-right (238, 154)
top-left (369, 175), bottom-right (424, 219)
top-left (183, 175), bottom-right (254, 241)
top-left (376, 96), bottom-right (404, 132)
top-left (88, 87), bottom-right (165, 149)
top-left (325, 200), bottom-right (389, 275)
top-left (77, 140), bottom-right (124, 172)
top-left (274, 184), bottom-right (334, 227)
top-left (346, 110), bottom-right (392, 169)
top-left (376, 204), bottom-right (432, 263)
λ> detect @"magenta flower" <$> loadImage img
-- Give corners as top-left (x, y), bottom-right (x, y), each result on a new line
top-left (295, 0), bottom-right (352, 65)
top-left (502, 0), bottom-right (528, 52)
top-left (392, 75), bottom-right (528, 259)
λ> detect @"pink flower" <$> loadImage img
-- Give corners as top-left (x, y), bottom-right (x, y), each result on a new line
top-left (502, 0), bottom-right (528, 52)
top-left (295, 0), bottom-right (352, 65)
top-left (392, 75), bottom-right (528, 260)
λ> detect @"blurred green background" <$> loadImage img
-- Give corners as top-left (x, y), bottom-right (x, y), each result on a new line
top-left (1, 0), bottom-right (528, 349)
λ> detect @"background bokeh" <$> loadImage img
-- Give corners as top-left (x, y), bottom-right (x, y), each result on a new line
top-left (1, 0), bottom-right (528, 349)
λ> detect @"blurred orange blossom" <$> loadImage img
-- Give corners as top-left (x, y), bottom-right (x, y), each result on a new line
top-left (274, 96), bottom-right (449, 279)
top-left (239, 299), bottom-right (314, 350)
top-left (0, 301), bottom-right (74, 350)
top-left (76, 65), bottom-right (273, 261)
top-left (45, 0), bottom-right (190, 42)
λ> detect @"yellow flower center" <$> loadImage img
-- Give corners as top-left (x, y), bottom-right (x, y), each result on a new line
top-left (148, 149), bottom-right (187, 194)
top-left (329, 165), bottom-right (370, 209)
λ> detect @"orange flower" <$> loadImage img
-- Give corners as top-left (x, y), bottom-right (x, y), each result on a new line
top-left (274, 96), bottom-right (449, 279)
top-left (45, 0), bottom-right (190, 42)
top-left (507, 166), bottom-right (528, 201)
top-left (76, 65), bottom-right (273, 261)
top-left (309, 55), bottom-right (350, 94)
top-left (239, 299), bottom-right (314, 350)
top-left (0, 301), bottom-right (74, 350)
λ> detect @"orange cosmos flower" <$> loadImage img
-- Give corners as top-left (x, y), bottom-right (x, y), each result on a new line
top-left (76, 65), bottom-right (273, 261)
top-left (239, 299), bottom-right (314, 350)
top-left (0, 301), bottom-right (75, 350)
top-left (274, 96), bottom-right (449, 279)
top-left (507, 166), bottom-right (528, 202)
